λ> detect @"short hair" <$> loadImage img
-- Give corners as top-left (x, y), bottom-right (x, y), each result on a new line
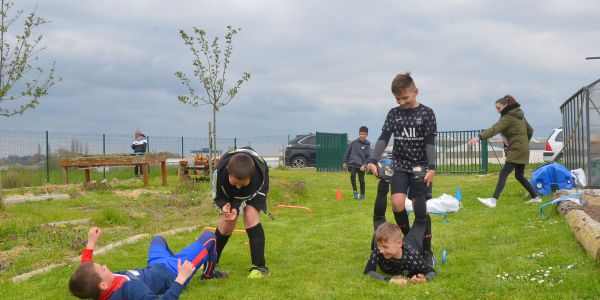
top-left (359, 126), bottom-right (368, 134)
top-left (391, 72), bottom-right (416, 95)
top-left (375, 222), bottom-right (404, 243)
top-left (496, 94), bottom-right (519, 107)
top-left (69, 262), bottom-right (102, 299)
top-left (228, 153), bottom-right (255, 180)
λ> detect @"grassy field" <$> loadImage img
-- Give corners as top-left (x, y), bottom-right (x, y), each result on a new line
top-left (1, 167), bottom-right (599, 299)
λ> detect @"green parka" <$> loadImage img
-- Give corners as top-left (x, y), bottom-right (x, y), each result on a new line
top-left (479, 104), bottom-right (533, 165)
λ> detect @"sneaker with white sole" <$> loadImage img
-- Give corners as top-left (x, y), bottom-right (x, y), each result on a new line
top-left (524, 197), bottom-right (542, 204)
top-left (478, 197), bottom-right (497, 208)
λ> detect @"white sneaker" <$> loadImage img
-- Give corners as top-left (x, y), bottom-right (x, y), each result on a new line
top-left (524, 197), bottom-right (542, 204)
top-left (478, 197), bottom-right (497, 208)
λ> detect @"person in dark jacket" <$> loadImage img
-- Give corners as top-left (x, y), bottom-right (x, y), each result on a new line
top-left (343, 126), bottom-right (371, 200)
top-left (211, 147), bottom-right (270, 278)
top-left (131, 129), bottom-right (148, 176)
top-left (468, 95), bottom-right (542, 208)
top-left (69, 226), bottom-right (223, 300)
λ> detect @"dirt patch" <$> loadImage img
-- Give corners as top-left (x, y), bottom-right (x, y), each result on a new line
top-left (558, 195), bottom-right (600, 223)
top-left (0, 246), bottom-right (28, 264)
top-left (583, 195), bottom-right (600, 222)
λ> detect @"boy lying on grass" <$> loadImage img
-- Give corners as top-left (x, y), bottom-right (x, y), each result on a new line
top-left (69, 227), bottom-right (224, 299)
top-left (364, 221), bottom-right (436, 285)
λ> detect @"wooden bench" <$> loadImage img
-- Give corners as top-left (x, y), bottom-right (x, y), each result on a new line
top-left (60, 153), bottom-right (168, 186)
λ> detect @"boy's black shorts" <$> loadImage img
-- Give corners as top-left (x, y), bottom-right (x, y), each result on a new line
top-left (230, 196), bottom-right (267, 213)
top-left (390, 166), bottom-right (428, 200)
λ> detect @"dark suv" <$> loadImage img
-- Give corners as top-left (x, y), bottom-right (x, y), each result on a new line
top-left (285, 134), bottom-right (316, 168)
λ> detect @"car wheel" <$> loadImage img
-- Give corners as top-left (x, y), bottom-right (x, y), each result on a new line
top-left (291, 156), bottom-right (307, 168)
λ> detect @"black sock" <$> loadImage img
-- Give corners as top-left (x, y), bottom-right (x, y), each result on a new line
top-left (394, 210), bottom-right (410, 235)
top-left (246, 223), bottom-right (266, 267)
top-left (423, 214), bottom-right (432, 253)
top-left (215, 228), bottom-right (231, 262)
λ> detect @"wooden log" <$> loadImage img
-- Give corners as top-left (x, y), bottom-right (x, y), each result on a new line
top-left (161, 161), bottom-right (167, 186)
top-left (558, 203), bottom-right (600, 262)
top-left (4, 194), bottom-right (71, 204)
top-left (142, 163), bottom-right (149, 186)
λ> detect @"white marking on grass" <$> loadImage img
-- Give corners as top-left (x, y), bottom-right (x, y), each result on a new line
top-left (4, 194), bottom-right (70, 204)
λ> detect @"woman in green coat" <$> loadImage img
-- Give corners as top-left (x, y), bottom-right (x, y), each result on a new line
top-left (468, 95), bottom-right (541, 208)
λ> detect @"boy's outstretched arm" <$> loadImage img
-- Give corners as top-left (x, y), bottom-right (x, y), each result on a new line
top-left (81, 227), bottom-right (102, 264)
top-left (363, 251), bottom-right (391, 282)
top-left (367, 130), bottom-right (392, 176)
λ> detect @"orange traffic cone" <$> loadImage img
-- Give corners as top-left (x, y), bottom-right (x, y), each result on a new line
top-left (336, 188), bottom-right (343, 201)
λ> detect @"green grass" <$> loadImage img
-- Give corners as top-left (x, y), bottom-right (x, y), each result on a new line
top-left (1, 168), bottom-right (599, 299)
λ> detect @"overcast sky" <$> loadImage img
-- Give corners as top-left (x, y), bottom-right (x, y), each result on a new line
top-left (1, 0), bottom-right (599, 140)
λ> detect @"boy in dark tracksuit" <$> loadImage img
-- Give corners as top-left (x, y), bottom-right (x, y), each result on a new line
top-left (367, 73), bottom-right (437, 265)
top-left (212, 147), bottom-right (270, 278)
top-left (343, 126), bottom-right (371, 200)
top-left (364, 221), bottom-right (436, 284)
top-left (69, 227), bottom-right (220, 300)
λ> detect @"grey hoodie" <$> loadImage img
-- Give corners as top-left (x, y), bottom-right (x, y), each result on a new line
top-left (344, 138), bottom-right (371, 168)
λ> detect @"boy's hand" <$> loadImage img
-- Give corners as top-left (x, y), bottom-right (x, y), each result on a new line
top-left (359, 165), bottom-right (365, 172)
top-left (86, 227), bottom-right (102, 249)
top-left (389, 277), bottom-right (408, 285)
top-left (175, 259), bottom-right (196, 284)
top-left (367, 163), bottom-right (378, 177)
top-left (411, 274), bottom-right (427, 283)
top-left (221, 203), bottom-right (238, 221)
top-left (424, 170), bottom-right (435, 187)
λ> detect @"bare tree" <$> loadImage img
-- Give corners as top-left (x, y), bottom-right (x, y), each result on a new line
top-left (0, 0), bottom-right (59, 206)
top-left (175, 25), bottom-right (250, 179)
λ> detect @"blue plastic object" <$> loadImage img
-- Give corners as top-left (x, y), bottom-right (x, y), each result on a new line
top-left (441, 250), bottom-right (447, 264)
top-left (455, 187), bottom-right (462, 201)
top-left (530, 163), bottom-right (574, 196)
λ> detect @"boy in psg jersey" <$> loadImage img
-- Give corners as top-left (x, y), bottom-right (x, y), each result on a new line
top-left (367, 72), bottom-right (437, 265)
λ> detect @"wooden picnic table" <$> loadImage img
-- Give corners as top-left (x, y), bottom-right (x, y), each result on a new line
top-left (60, 153), bottom-right (168, 186)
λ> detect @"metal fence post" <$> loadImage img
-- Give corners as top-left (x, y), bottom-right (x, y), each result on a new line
top-left (234, 137), bottom-right (237, 149)
top-left (46, 130), bottom-right (50, 183)
top-left (181, 136), bottom-right (184, 158)
top-left (481, 138), bottom-right (488, 174)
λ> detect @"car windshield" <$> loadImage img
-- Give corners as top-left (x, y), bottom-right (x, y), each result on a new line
top-left (290, 135), bottom-right (314, 145)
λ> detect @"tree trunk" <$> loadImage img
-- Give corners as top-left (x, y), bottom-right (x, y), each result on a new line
top-left (558, 202), bottom-right (600, 262)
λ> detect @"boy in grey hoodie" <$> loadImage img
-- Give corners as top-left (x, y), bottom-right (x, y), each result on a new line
top-left (343, 126), bottom-right (371, 200)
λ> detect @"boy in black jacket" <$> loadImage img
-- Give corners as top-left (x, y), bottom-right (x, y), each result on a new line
top-left (212, 147), bottom-right (270, 278)
top-left (364, 221), bottom-right (436, 284)
top-left (343, 126), bottom-right (371, 200)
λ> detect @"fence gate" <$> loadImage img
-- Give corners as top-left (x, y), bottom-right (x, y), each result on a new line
top-left (436, 130), bottom-right (488, 174)
top-left (316, 132), bottom-right (347, 172)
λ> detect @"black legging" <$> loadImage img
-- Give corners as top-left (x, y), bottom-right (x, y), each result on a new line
top-left (350, 166), bottom-right (365, 195)
top-left (493, 162), bottom-right (538, 200)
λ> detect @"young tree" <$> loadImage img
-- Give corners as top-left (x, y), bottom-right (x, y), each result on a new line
top-left (175, 26), bottom-right (250, 180)
top-left (0, 0), bottom-right (58, 117)
top-left (0, 1), bottom-right (58, 206)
